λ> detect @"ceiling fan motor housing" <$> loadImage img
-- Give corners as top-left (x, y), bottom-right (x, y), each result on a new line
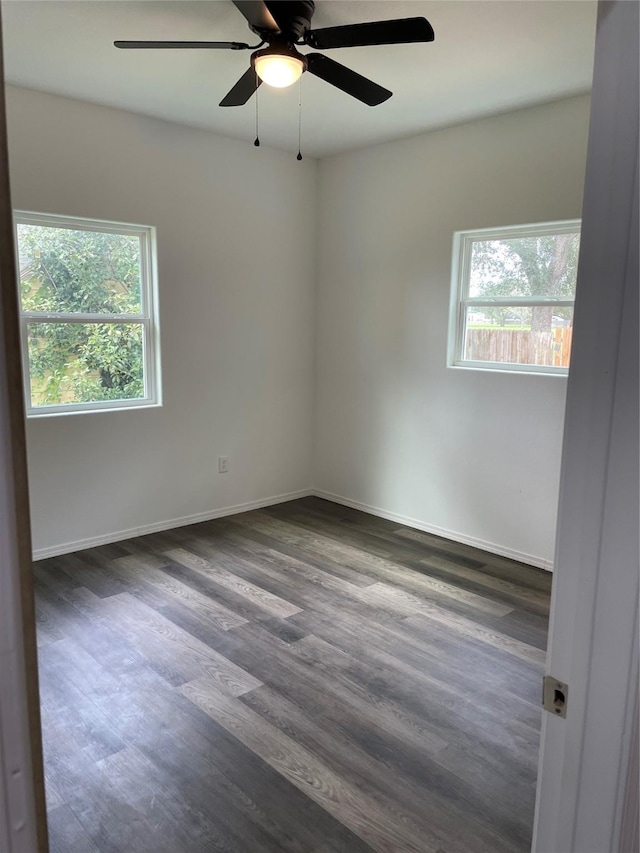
top-left (262, 1), bottom-right (315, 41)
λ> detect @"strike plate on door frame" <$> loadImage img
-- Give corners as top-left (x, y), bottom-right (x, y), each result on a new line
top-left (543, 675), bottom-right (568, 718)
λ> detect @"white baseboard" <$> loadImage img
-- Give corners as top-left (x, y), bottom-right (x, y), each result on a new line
top-left (33, 485), bottom-right (553, 572)
top-left (32, 488), bottom-right (314, 561)
top-left (313, 489), bottom-right (554, 572)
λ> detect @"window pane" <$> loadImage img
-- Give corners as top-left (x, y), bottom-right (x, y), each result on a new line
top-left (464, 307), bottom-right (574, 367)
top-left (18, 224), bottom-right (142, 314)
top-left (469, 232), bottom-right (580, 299)
top-left (27, 322), bottom-right (145, 408)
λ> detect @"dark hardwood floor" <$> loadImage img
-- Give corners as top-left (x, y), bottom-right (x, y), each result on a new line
top-left (34, 497), bottom-right (551, 853)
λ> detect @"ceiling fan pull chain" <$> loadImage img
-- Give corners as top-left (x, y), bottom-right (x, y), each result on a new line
top-left (296, 76), bottom-right (303, 161)
top-left (254, 67), bottom-right (260, 147)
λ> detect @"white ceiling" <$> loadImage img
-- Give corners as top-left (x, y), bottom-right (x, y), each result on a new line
top-left (1, 0), bottom-right (597, 158)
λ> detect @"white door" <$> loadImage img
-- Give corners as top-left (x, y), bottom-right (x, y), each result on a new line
top-left (532, 2), bottom-right (639, 851)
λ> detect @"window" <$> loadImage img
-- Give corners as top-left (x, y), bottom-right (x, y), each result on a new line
top-left (15, 212), bottom-right (161, 415)
top-left (448, 219), bottom-right (580, 374)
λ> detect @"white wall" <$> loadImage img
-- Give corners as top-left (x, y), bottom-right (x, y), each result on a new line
top-left (315, 95), bottom-right (591, 568)
top-left (6, 86), bottom-right (316, 557)
top-left (7, 87), bottom-right (591, 567)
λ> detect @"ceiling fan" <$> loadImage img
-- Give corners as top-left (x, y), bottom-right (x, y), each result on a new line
top-left (114, 1), bottom-right (435, 107)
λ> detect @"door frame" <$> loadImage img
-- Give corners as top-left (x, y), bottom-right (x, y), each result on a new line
top-left (0, 7), bottom-right (48, 851)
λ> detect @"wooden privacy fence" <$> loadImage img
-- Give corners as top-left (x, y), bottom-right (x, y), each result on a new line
top-left (465, 327), bottom-right (573, 367)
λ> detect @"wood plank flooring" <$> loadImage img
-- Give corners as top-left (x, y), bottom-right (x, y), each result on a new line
top-left (34, 497), bottom-right (552, 853)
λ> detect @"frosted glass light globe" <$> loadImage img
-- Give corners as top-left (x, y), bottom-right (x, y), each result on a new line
top-left (254, 55), bottom-right (304, 88)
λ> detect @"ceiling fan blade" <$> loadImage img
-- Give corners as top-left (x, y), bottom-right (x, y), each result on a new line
top-left (305, 17), bottom-right (434, 50)
top-left (306, 53), bottom-right (391, 106)
top-left (231, 1), bottom-right (279, 32)
top-left (114, 40), bottom-right (252, 50)
top-left (219, 66), bottom-right (262, 107)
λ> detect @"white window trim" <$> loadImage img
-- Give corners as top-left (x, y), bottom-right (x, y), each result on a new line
top-left (448, 219), bottom-right (581, 376)
top-left (15, 211), bottom-right (162, 417)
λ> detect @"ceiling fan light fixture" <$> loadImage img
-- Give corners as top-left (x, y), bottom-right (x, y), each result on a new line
top-left (253, 51), bottom-right (305, 88)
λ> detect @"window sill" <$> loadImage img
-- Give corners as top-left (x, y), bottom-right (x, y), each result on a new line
top-left (26, 400), bottom-right (163, 419)
top-left (447, 362), bottom-right (569, 377)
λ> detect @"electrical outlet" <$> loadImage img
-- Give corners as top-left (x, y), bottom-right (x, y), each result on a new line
top-left (218, 456), bottom-right (229, 474)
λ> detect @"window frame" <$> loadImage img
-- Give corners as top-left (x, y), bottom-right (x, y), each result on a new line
top-left (448, 218), bottom-right (581, 376)
top-left (15, 210), bottom-right (162, 417)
